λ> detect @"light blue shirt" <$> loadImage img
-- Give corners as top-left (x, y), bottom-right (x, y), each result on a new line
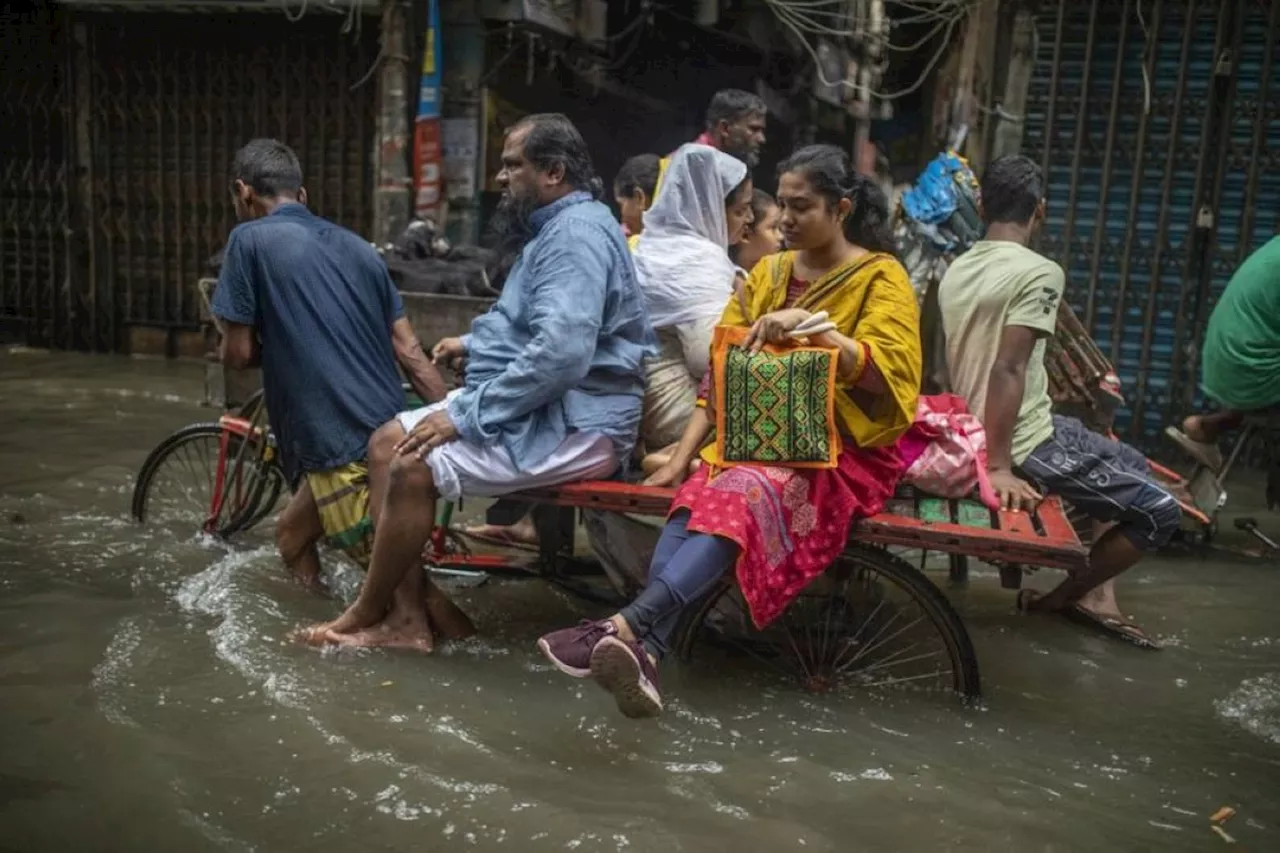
top-left (448, 191), bottom-right (655, 471)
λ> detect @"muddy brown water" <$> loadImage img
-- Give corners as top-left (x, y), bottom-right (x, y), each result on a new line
top-left (2, 349), bottom-right (1278, 852)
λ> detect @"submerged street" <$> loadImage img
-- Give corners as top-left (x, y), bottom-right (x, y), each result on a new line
top-left (1, 349), bottom-right (1278, 852)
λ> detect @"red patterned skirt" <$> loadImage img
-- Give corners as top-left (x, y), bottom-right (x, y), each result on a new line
top-left (671, 444), bottom-right (906, 628)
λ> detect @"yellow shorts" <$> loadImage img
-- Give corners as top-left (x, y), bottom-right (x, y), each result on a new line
top-left (305, 461), bottom-right (374, 569)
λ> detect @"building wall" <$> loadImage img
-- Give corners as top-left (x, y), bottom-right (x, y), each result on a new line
top-left (0, 7), bottom-right (379, 354)
top-left (1022, 0), bottom-right (1279, 451)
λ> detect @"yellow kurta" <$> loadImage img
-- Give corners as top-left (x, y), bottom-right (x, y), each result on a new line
top-left (652, 155), bottom-right (672, 203)
top-left (705, 249), bottom-right (921, 458)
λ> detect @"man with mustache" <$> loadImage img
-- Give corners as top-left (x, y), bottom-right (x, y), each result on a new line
top-left (466, 90), bottom-right (770, 550)
top-left (649, 89), bottom-right (768, 203)
top-left (694, 88), bottom-right (769, 168)
top-left (301, 114), bottom-right (654, 651)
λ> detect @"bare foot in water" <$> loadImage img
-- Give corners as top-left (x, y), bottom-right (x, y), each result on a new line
top-left (291, 569), bottom-right (329, 597)
top-left (296, 600), bottom-right (383, 648)
top-left (322, 616), bottom-right (436, 653)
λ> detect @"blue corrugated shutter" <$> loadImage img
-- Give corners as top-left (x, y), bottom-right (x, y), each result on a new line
top-left (1021, 0), bottom-right (1279, 452)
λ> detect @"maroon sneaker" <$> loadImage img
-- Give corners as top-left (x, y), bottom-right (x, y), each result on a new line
top-left (589, 635), bottom-right (663, 719)
top-left (537, 619), bottom-right (618, 678)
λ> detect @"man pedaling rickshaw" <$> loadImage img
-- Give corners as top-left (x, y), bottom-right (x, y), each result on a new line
top-left (299, 114), bottom-right (655, 651)
top-left (1164, 235), bottom-right (1280, 509)
top-left (210, 138), bottom-right (449, 597)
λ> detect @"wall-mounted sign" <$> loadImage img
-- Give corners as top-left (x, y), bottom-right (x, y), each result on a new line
top-left (442, 117), bottom-right (480, 202)
top-left (416, 0), bottom-right (442, 120)
top-left (414, 0), bottom-right (444, 222)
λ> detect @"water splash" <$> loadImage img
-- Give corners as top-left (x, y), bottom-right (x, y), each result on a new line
top-left (1216, 673), bottom-right (1280, 745)
top-left (92, 616), bottom-right (146, 728)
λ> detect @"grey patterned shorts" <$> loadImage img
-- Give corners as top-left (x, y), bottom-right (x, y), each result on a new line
top-left (1017, 415), bottom-right (1182, 550)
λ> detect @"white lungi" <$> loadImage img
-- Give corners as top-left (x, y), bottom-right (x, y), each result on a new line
top-left (397, 394), bottom-right (618, 501)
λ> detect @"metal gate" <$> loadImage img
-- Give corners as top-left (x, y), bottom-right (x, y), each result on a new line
top-left (0, 7), bottom-right (71, 348)
top-left (0, 8), bottom-right (378, 353)
top-left (1023, 0), bottom-right (1279, 451)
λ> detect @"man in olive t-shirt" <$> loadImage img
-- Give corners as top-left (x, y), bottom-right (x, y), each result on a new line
top-left (938, 155), bottom-right (1181, 649)
top-left (939, 239), bottom-right (1063, 463)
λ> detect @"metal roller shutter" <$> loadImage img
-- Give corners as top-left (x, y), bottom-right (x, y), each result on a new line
top-left (1, 8), bottom-right (379, 352)
top-left (1022, 0), bottom-right (1279, 451)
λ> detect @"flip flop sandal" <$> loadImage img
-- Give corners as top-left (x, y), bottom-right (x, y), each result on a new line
top-left (1062, 605), bottom-right (1162, 651)
top-left (1163, 426), bottom-right (1224, 472)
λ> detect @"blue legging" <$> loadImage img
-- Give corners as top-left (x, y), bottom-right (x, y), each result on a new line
top-left (618, 510), bottom-right (739, 659)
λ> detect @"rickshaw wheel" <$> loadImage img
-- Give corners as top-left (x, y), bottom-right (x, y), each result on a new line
top-left (671, 543), bottom-right (981, 699)
top-left (131, 422), bottom-right (282, 537)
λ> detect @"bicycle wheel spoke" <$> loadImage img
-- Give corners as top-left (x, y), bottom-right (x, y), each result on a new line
top-left (134, 425), bottom-right (281, 538)
top-left (685, 544), bottom-right (978, 698)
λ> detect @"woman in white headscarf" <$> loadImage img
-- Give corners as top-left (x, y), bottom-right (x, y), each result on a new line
top-left (634, 143), bottom-right (754, 458)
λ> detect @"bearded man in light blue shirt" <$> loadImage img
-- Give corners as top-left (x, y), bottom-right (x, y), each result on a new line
top-left (302, 113), bottom-right (654, 651)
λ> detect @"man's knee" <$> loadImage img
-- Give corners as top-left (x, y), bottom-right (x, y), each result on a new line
top-left (369, 420), bottom-right (405, 467)
top-left (387, 452), bottom-right (436, 500)
top-left (1113, 442), bottom-right (1151, 477)
top-left (1122, 486), bottom-right (1182, 550)
top-left (1146, 492), bottom-right (1182, 547)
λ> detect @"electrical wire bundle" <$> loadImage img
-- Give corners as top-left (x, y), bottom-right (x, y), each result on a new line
top-left (762, 0), bottom-right (971, 102)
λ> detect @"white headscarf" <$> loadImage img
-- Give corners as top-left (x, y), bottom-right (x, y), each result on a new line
top-left (633, 144), bottom-right (747, 329)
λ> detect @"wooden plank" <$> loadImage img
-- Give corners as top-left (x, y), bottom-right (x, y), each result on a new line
top-left (855, 522), bottom-right (1087, 571)
top-left (1035, 497), bottom-right (1080, 544)
top-left (997, 507), bottom-right (1037, 538)
top-left (857, 511), bottom-right (1087, 570)
top-left (505, 480), bottom-right (1089, 572)
top-left (883, 496), bottom-right (917, 519)
top-left (882, 483), bottom-right (917, 519)
top-left (917, 497), bottom-right (952, 525)
top-left (956, 501), bottom-right (993, 529)
top-left (515, 481), bottom-right (674, 517)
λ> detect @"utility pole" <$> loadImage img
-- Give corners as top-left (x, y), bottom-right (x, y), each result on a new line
top-left (951, 0), bottom-right (1001, 169)
top-left (851, 0), bottom-right (885, 178)
top-left (442, 0), bottom-right (486, 246)
top-left (373, 0), bottom-right (412, 247)
top-left (991, 7), bottom-right (1035, 160)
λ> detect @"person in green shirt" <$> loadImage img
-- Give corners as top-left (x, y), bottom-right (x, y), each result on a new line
top-left (1166, 236), bottom-right (1280, 473)
top-left (939, 155), bottom-right (1182, 649)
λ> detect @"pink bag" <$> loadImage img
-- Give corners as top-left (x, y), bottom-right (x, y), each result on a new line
top-left (898, 394), bottom-right (999, 510)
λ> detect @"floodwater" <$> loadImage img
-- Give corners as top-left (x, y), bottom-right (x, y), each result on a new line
top-left (2, 349), bottom-right (1278, 852)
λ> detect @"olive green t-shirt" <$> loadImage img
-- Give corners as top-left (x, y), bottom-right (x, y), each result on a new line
top-left (1201, 235), bottom-right (1280, 411)
top-left (937, 240), bottom-right (1066, 464)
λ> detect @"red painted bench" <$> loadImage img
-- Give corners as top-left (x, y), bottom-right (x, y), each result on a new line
top-left (508, 480), bottom-right (1088, 572)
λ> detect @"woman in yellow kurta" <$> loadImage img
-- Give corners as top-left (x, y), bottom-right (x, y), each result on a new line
top-left (538, 146), bottom-right (921, 719)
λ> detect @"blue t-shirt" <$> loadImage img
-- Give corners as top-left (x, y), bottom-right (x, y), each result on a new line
top-left (211, 204), bottom-right (405, 482)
